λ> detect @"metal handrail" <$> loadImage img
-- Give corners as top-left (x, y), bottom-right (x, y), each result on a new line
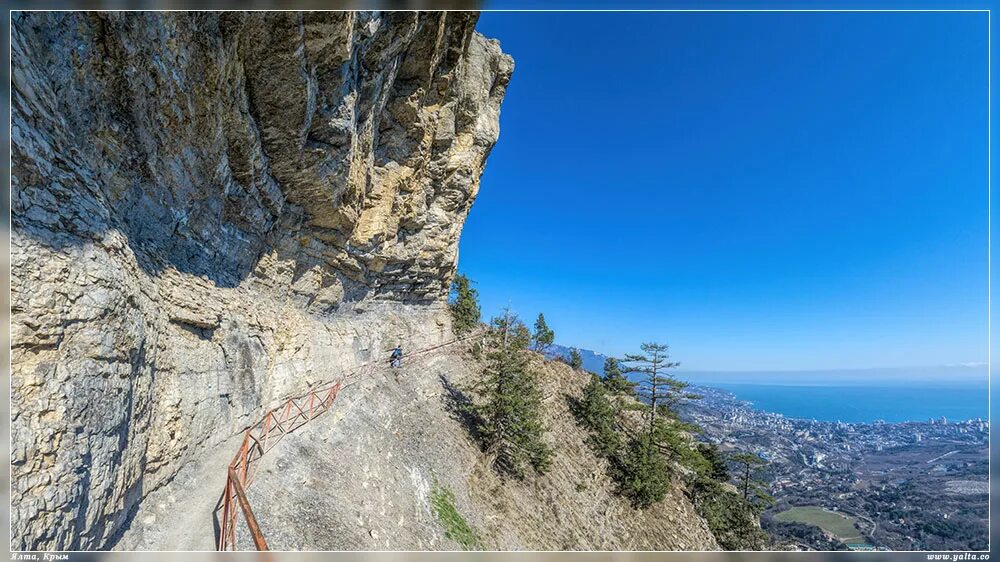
top-left (215, 332), bottom-right (482, 550)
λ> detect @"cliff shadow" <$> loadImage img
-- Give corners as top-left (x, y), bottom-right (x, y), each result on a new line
top-left (439, 374), bottom-right (485, 448)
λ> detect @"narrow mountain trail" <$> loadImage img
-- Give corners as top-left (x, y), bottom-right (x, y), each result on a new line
top-left (113, 340), bottom-right (473, 551)
top-left (113, 432), bottom-right (244, 550)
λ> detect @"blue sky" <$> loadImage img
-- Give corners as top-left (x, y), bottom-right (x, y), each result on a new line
top-left (459, 12), bottom-right (989, 372)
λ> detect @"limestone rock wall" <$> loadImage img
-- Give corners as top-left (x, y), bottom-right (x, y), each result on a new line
top-left (10, 11), bottom-right (511, 550)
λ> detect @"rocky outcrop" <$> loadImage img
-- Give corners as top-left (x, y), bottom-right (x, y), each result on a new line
top-left (11, 11), bottom-right (511, 550)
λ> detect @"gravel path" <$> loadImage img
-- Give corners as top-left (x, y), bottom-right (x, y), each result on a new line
top-left (113, 432), bottom-right (244, 551)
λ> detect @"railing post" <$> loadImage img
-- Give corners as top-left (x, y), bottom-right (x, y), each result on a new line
top-left (240, 430), bottom-right (250, 485)
top-left (218, 479), bottom-right (230, 550)
top-left (229, 467), bottom-right (270, 551)
top-left (228, 501), bottom-right (236, 549)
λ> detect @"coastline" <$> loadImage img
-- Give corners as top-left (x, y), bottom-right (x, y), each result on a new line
top-left (689, 382), bottom-right (988, 426)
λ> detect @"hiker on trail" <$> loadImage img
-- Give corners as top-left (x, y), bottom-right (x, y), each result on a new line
top-left (390, 345), bottom-right (403, 368)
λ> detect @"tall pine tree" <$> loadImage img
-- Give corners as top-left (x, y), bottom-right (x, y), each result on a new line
top-left (616, 342), bottom-right (700, 507)
top-left (531, 313), bottom-right (555, 353)
top-left (621, 343), bottom-right (699, 435)
top-left (730, 451), bottom-right (773, 512)
top-left (469, 307), bottom-right (552, 478)
top-left (449, 274), bottom-right (480, 335)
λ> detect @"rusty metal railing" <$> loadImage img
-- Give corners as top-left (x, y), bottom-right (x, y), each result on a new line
top-left (218, 379), bottom-right (342, 550)
top-left (216, 332), bottom-right (482, 551)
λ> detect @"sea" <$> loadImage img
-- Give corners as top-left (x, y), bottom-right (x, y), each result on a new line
top-left (671, 365), bottom-right (990, 424)
top-left (700, 382), bottom-right (989, 424)
top-left (547, 344), bottom-right (990, 424)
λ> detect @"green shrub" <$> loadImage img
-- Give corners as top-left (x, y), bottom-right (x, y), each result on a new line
top-left (616, 434), bottom-right (671, 508)
top-left (601, 357), bottom-right (635, 395)
top-left (430, 484), bottom-right (482, 550)
top-left (569, 347), bottom-right (583, 370)
top-left (574, 374), bottom-right (621, 457)
top-left (687, 477), bottom-right (769, 550)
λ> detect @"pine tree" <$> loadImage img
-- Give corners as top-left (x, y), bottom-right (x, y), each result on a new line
top-left (615, 342), bottom-right (701, 507)
top-left (730, 451), bottom-right (773, 512)
top-left (696, 443), bottom-right (730, 482)
top-left (601, 357), bottom-right (635, 395)
top-left (575, 374), bottom-right (621, 457)
top-left (569, 347), bottom-right (583, 370)
top-left (617, 433), bottom-right (670, 508)
top-left (449, 274), bottom-right (480, 335)
top-left (686, 474), bottom-right (771, 550)
top-left (470, 307), bottom-right (552, 478)
top-left (531, 313), bottom-right (555, 353)
top-left (687, 448), bottom-right (770, 550)
top-left (512, 320), bottom-right (532, 350)
top-left (620, 343), bottom-right (698, 437)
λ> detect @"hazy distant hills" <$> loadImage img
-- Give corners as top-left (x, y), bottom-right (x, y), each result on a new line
top-left (544, 343), bottom-right (987, 387)
top-left (543, 343), bottom-right (610, 374)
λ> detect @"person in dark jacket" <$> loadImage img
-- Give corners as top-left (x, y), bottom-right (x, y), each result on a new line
top-left (390, 345), bottom-right (403, 368)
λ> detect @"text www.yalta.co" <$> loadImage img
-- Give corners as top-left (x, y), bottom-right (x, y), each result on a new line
top-left (927, 554), bottom-right (990, 561)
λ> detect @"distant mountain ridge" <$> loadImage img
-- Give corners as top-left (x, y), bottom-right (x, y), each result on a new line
top-left (543, 343), bottom-right (610, 375)
top-left (541, 343), bottom-right (986, 387)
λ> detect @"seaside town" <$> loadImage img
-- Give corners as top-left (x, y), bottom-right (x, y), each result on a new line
top-left (682, 386), bottom-right (989, 551)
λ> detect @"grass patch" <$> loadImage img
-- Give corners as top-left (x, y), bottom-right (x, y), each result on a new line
top-left (430, 484), bottom-right (482, 550)
top-left (775, 506), bottom-right (864, 543)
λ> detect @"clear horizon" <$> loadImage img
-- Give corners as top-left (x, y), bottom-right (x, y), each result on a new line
top-left (459, 11), bottom-right (989, 372)
top-left (547, 340), bottom-right (989, 381)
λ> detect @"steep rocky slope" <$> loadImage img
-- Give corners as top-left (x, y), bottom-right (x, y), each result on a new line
top-left (118, 349), bottom-right (720, 551)
top-left (11, 11), bottom-right (510, 550)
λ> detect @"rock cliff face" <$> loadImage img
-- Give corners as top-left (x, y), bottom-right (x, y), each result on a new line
top-left (11, 11), bottom-right (511, 550)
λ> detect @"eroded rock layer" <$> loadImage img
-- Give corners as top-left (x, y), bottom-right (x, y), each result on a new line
top-left (11, 11), bottom-right (511, 550)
